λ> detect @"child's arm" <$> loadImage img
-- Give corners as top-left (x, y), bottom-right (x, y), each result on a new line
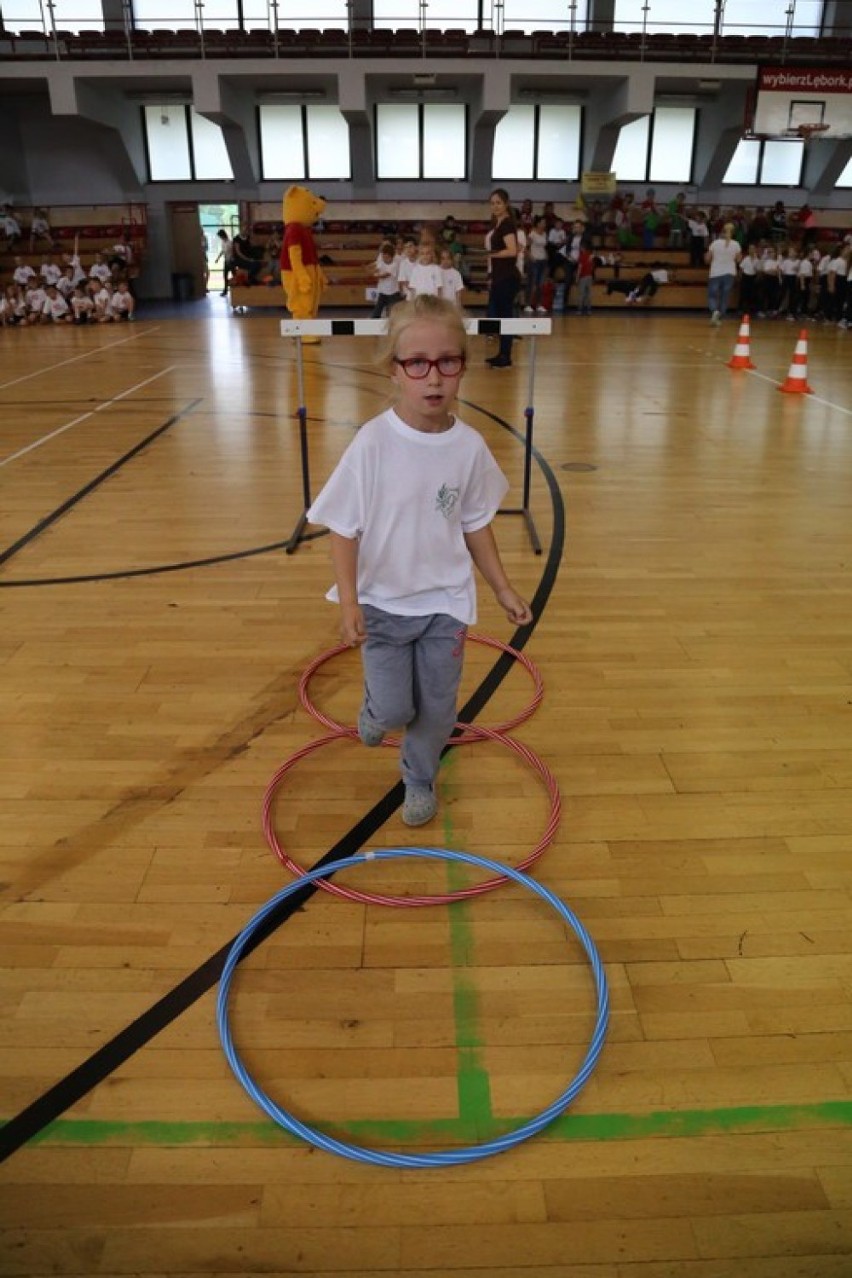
top-left (464, 525), bottom-right (533, 626)
top-left (329, 531), bottom-right (367, 646)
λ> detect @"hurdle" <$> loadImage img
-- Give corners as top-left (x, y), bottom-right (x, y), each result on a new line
top-left (280, 316), bottom-right (552, 555)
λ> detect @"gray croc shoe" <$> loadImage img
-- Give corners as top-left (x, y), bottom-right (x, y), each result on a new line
top-left (357, 706), bottom-right (385, 748)
top-left (402, 784), bottom-right (437, 827)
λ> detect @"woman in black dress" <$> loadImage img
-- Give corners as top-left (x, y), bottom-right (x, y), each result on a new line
top-left (485, 188), bottom-right (519, 368)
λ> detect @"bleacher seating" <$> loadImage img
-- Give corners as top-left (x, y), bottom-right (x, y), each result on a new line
top-left (0, 207), bottom-right (148, 290)
top-left (1, 25), bottom-right (849, 64)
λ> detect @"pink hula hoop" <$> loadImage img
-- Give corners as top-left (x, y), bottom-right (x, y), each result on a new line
top-left (298, 632), bottom-right (544, 744)
top-left (261, 722), bottom-right (562, 908)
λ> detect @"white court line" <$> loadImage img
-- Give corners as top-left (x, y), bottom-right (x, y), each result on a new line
top-left (745, 368), bottom-right (852, 417)
top-left (0, 326), bottom-right (162, 393)
top-left (0, 365), bottom-right (177, 468)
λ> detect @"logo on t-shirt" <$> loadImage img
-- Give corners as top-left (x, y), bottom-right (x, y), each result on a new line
top-left (435, 484), bottom-right (460, 519)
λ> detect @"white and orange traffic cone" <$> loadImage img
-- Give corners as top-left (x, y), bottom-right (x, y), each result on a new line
top-left (779, 329), bottom-right (813, 394)
top-left (727, 315), bottom-right (756, 369)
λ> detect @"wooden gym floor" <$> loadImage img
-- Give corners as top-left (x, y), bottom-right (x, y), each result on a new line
top-left (1, 307), bottom-right (851, 1277)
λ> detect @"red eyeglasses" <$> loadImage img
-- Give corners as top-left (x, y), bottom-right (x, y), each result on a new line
top-left (393, 355), bottom-right (466, 379)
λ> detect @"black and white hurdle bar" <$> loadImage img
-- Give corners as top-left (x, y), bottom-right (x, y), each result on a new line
top-left (280, 316), bottom-right (552, 555)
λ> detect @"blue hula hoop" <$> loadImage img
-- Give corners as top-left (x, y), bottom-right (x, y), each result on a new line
top-left (217, 846), bottom-right (610, 1168)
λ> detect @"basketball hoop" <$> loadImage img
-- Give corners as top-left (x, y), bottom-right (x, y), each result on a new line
top-left (792, 123), bottom-right (830, 143)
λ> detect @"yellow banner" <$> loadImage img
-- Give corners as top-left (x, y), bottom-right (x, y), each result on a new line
top-left (580, 171), bottom-right (617, 195)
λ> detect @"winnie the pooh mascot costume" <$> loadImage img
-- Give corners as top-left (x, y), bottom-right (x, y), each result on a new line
top-left (280, 184), bottom-right (326, 344)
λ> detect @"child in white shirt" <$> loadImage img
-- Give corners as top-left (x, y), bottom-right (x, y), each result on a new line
top-left (305, 295), bottom-right (532, 828)
top-left (89, 253), bottom-right (111, 285)
top-left (71, 285), bottom-right (95, 323)
top-left (110, 281), bottom-right (136, 320)
top-left (39, 258), bottom-right (62, 286)
top-left (370, 239), bottom-right (402, 318)
top-left (25, 284), bottom-right (48, 323)
top-left (759, 247), bottom-right (780, 316)
top-left (56, 267), bottom-right (76, 297)
top-left (792, 253), bottom-right (814, 319)
top-left (12, 258), bottom-right (35, 288)
top-left (29, 208), bottom-right (56, 250)
top-left (91, 282), bottom-right (114, 322)
top-left (43, 286), bottom-right (72, 323)
top-left (1, 208), bottom-right (23, 246)
top-left (778, 248), bottom-right (799, 316)
top-left (395, 239), bottom-right (418, 299)
top-left (3, 283), bottom-right (26, 324)
top-left (405, 243), bottom-right (444, 299)
top-left (438, 247), bottom-right (464, 306)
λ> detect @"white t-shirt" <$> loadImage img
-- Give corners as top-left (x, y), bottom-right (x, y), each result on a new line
top-left (396, 255), bottom-right (417, 290)
top-left (707, 238), bottom-right (741, 278)
top-left (13, 264), bottom-right (35, 286)
top-left (306, 408), bottom-right (509, 624)
top-left (440, 266), bottom-right (464, 302)
top-left (45, 294), bottom-right (70, 320)
top-left (528, 230), bottom-right (548, 262)
top-left (406, 262), bottom-right (444, 298)
top-left (374, 256), bottom-right (399, 296)
top-left (89, 263), bottom-right (111, 283)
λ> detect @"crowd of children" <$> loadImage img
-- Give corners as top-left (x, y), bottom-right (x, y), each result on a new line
top-left (295, 201), bottom-right (852, 324)
top-left (365, 209), bottom-right (620, 319)
top-left (0, 235), bottom-right (138, 329)
top-left (368, 230), bottom-right (466, 318)
top-left (733, 240), bottom-right (850, 326)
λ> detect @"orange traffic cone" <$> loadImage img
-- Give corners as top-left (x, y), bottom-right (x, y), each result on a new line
top-left (779, 329), bottom-right (813, 394)
top-left (727, 315), bottom-right (756, 369)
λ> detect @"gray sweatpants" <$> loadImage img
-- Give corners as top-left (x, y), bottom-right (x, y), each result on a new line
top-left (360, 605), bottom-right (466, 789)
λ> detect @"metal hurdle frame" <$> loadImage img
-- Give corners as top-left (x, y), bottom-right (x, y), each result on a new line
top-left (280, 316), bottom-right (552, 555)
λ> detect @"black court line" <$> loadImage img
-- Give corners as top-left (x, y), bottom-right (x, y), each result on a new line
top-left (0, 409), bottom-right (565, 1164)
top-left (0, 380), bottom-right (516, 589)
top-left (0, 400), bottom-right (203, 570)
top-left (0, 533), bottom-right (327, 589)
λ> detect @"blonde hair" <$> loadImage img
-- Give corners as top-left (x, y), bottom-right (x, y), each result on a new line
top-left (375, 295), bottom-right (468, 373)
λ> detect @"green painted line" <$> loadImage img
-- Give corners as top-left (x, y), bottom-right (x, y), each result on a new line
top-left (9, 1101), bottom-right (851, 1150)
top-left (440, 750), bottom-right (494, 1125)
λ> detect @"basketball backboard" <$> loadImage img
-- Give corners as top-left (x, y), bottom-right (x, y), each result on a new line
top-left (748, 65), bottom-right (852, 139)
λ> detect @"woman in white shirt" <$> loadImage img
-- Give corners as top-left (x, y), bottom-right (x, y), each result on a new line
top-left (705, 223), bottom-right (742, 325)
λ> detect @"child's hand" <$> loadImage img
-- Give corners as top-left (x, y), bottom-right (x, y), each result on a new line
top-left (496, 588), bottom-right (533, 627)
top-left (340, 602), bottom-right (367, 647)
